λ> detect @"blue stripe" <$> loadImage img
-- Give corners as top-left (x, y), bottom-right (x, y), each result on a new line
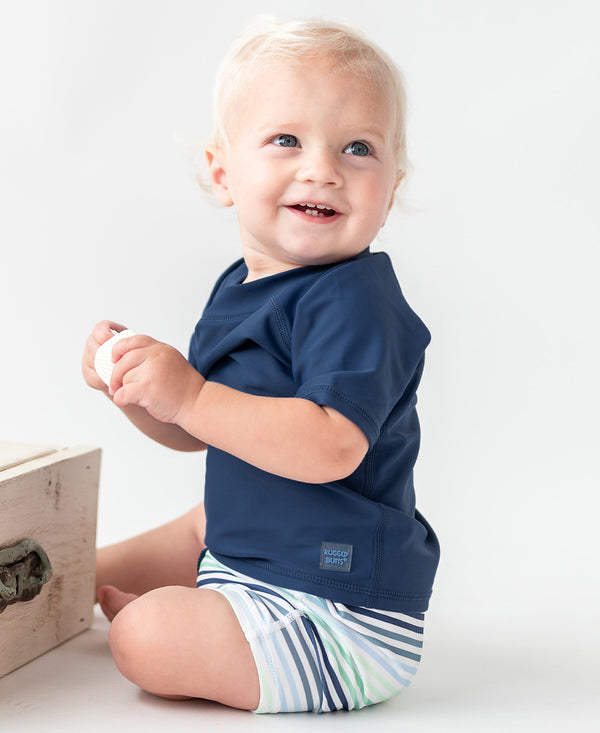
top-left (200, 573), bottom-right (295, 610)
top-left (304, 616), bottom-right (349, 711)
top-left (345, 604), bottom-right (425, 633)
top-left (338, 608), bottom-right (423, 647)
top-left (199, 574), bottom-right (305, 623)
top-left (247, 590), bottom-right (283, 624)
top-left (278, 621), bottom-right (318, 711)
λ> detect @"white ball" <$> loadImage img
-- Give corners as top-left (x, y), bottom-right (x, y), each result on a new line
top-left (94, 329), bottom-right (137, 386)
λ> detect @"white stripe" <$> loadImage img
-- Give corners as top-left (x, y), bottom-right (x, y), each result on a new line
top-left (332, 611), bottom-right (424, 656)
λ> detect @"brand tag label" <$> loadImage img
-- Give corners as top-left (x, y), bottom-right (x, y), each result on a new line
top-left (319, 542), bottom-right (353, 573)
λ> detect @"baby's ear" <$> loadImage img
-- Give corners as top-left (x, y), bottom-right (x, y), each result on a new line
top-left (390, 170), bottom-right (405, 208)
top-left (382, 170), bottom-right (404, 226)
top-left (205, 145), bottom-right (234, 207)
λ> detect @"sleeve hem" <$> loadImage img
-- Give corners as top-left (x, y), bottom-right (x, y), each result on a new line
top-left (296, 384), bottom-right (380, 447)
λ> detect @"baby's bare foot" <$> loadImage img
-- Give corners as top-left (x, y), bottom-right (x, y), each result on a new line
top-left (97, 585), bottom-right (139, 622)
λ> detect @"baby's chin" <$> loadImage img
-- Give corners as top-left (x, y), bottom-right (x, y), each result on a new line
top-left (241, 241), bottom-right (370, 281)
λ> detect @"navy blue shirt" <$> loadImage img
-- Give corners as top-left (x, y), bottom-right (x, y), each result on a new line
top-left (189, 249), bottom-right (439, 612)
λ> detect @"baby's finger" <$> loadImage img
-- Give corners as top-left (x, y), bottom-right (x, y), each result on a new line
top-left (92, 320), bottom-right (128, 346)
top-left (110, 333), bottom-right (155, 363)
top-left (94, 329), bottom-right (137, 387)
top-left (111, 379), bottom-right (144, 410)
top-left (107, 351), bottom-right (137, 396)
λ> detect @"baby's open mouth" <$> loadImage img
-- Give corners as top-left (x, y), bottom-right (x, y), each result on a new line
top-left (290, 202), bottom-right (337, 218)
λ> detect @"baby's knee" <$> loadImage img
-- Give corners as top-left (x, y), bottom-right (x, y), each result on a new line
top-left (108, 598), bottom-right (154, 684)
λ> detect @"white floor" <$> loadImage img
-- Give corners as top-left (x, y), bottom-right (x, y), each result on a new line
top-left (1, 606), bottom-right (597, 732)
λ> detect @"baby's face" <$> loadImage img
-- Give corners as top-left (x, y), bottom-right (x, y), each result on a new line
top-left (209, 58), bottom-right (399, 280)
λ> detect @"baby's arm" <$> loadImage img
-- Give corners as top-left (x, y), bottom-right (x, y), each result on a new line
top-left (177, 382), bottom-right (369, 484)
top-left (114, 402), bottom-right (207, 452)
top-left (108, 335), bottom-right (367, 483)
top-left (82, 321), bottom-right (205, 452)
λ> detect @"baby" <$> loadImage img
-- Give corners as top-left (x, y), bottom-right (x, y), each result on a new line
top-left (83, 17), bottom-right (439, 713)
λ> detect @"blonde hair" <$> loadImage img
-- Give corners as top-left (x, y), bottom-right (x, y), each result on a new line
top-left (210, 16), bottom-right (409, 177)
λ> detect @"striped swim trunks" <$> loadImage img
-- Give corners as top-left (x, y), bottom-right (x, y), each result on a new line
top-left (196, 550), bottom-right (425, 714)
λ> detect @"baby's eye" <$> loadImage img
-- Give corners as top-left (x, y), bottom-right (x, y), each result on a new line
top-left (344, 141), bottom-right (372, 157)
top-left (272, 134), bottom-right (299, 148)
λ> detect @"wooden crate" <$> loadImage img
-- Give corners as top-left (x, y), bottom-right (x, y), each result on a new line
top-left (0, 443), bottom-right (100, 678)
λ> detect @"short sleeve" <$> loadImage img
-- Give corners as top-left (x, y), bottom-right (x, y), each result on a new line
top-left (292, 255), bottom-right (430, 447)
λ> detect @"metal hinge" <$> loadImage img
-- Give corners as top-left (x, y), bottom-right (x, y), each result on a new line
top-left (0, 539), bottom-right (53, 614)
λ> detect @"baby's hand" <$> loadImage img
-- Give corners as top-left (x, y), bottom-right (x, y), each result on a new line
top-left (82, 320), bottom-right (128, 392)
top-left (109, 335), bottom-right (206, 424)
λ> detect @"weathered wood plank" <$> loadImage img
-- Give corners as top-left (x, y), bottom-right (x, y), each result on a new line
top-left (0, 445), bottom-right (100, 678)
top-left (0, 443), bottom-right (61, 472)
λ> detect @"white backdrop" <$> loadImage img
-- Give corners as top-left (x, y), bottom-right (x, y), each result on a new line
top-left (2, 0), bottom-right (599, 688)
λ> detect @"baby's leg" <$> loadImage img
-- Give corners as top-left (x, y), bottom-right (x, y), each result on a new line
top-left (96, 504), bottom-right (206, 598)
top-left (108, 585), bottom-right (260, 709)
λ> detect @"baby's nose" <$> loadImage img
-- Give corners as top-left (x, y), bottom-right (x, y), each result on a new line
top-left (296, 147), bottom-right (342, 187)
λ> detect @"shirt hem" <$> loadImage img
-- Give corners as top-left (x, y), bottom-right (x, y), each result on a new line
top-left (211, 552), bottom-right (433, 613)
